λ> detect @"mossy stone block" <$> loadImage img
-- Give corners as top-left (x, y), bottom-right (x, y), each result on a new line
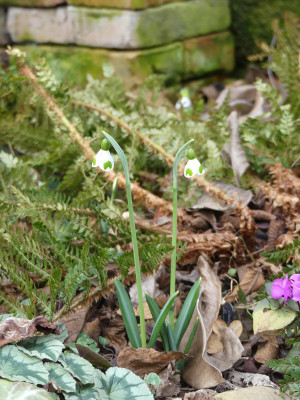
top-left (0, 7), bottom-right (6, 45)
top-left (18, 42), bottom-right (183, 86)
top-left (7, 1), bottom-right (231, 49)
top-left (136, 0), bottom-right (231, 48)
top-left (16, 31), bottom-right (233, 86)
top-left (0, 0), bottom-right (65, 6)
top-left (183, 31), bottom-right (234, 79)
top-left (68, 0), bottom-right (185, 9)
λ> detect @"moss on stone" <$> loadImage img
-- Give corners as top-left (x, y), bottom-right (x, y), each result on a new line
top-left (230, 0), bottom-right (300, 66)
top-left (183, 31), bottom-right (234, 79)
top-left (68, 0), bottom-right (184, 9)
top-left (17, 31), bottom-right (233, 86)
top-left (136, 0), bottom-right (231, 48)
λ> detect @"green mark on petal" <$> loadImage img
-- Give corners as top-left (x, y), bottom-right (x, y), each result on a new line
top-left (92, 158), bottom-right (96, 166)
top-left (186, 168), bottom-right (193, 177)
top-left (103, 161), bottom-right (112, 170)
top-left (199, 165), bottom-right (203, 174)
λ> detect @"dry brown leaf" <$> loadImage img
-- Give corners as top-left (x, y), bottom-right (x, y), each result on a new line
top-left (117, 347), bottom-right (187, 377)
top-left (0, 316), bottom-right (61, 347)
top-left (59, 305), bottom-right (89, 342)
top-left (212, 319), bottom-right (227, 336)
top-left (229, 320), bottom-right (243, 338)
top-left (105, 334), bottom-right (127, 355)
top-left (179, 255), bottom-right (243, 389)
top-left (221, 111), bottom-right (250, 186)
top-left (155, 362), bottom-right (181, 398)
top-left (254, 335), bottom-right (278, 364)
top-left (226, 268), bottom-right (265, 302)
top-left (134, 302), bottom-right (153, 320)
top-left (184, 391), bottom-right (214, 400)
top-left (207, 333), bottom-right (223, 354)
top-left (83, 318), bottom-right (101, 342)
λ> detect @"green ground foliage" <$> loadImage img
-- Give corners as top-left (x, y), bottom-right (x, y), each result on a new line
top-left (0, 14), bottom-right (299, 322)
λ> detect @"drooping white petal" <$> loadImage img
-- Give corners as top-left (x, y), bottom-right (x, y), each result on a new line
top-left (184, 158), bottom-right (201, 178)
top-left (92, 149), bottom-right (114, 171)
top-left (175, 97), bottom-right (192, 110)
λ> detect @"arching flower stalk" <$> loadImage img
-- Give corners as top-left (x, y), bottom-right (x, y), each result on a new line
top-left (92, 132), bottom-right (146, 348)
top-left (170, 140), bottom-right (195, 328)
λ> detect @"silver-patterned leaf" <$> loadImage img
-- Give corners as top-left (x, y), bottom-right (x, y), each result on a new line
top-left (63, 387), bottom-right (100, 400)
top-left (0, 379), bottom-right (55, 400)
top-left (0, 346), bottom-right (48, 385)
top-left (18, 335), bottom-right (64, 362)
top-left (44, 362), bottom-right (76, 393)
top-left (94, 367), bottom-right (154, 400)
top-left (59, 352), bottom-right (94, 384)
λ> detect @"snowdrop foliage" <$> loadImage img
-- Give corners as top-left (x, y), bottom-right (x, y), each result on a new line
top-left (92, 139), bottom-right (114, 171)
top-left (184, 149), bottom-right (205, 178)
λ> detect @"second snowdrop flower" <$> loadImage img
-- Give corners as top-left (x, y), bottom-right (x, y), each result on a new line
top-left (92, 138), bottom-right (114, 171)
top-left (184, 149), bottom-right (205, 178)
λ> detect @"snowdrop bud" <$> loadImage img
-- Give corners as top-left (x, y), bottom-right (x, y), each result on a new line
top-left (92, 139), bottom-right (114, 171)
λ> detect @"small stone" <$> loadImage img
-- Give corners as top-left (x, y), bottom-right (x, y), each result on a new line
top-left (214, 386), bottom-right (289, 400)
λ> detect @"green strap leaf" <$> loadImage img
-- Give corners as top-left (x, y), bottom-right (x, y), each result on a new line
top-left (174, 278), bottom-right (201, 348)
top-left (115, 279), bottom-right (142, 349)
top-left (147, 291), bottom-right (179, 348)
top-left (145, 295), bottom-right (170, 352)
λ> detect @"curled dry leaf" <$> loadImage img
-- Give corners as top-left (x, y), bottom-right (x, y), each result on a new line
top-left (221, 111), bottom-right (250, 186)
top-left (58, 305), bottom-right (89, 343)
top-left (117, 347), bottom-right (187, 377)
top-left (179, 256), bottom-right (243, 389)
top-left (155, 361), bottom-right (181, 398)
top-left (254, 335), bottom-right (278, 364)
top-left (208, 320), bottom-right (243, 355)
top-left (0, 316), bottom-right (61, 347)
top-left (225, 268), bottom-right (265, 303)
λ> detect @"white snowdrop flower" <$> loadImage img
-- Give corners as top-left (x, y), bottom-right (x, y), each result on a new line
top-left (184, 149), bottom-right (205, 179)
top-left (92, 139), bottom-right (114, 171)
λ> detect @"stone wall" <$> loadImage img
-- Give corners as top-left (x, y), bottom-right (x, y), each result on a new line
top-left (0, 0), bottom-right (234, 85)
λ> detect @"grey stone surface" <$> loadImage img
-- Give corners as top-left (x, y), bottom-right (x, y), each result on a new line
top-left (214, 386), bottom-right (290, 400)
top-left (7, 1), bottom-right (231, 49)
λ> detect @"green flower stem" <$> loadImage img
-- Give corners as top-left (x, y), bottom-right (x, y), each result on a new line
top-left (170, 139), bottom-right (194, 328)
top-left (102, 131), bottom-right (146, 348)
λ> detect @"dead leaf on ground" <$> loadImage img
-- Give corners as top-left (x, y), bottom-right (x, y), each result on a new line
top-left (0, 316), bottom-right (61, 347)
top-left (58, 305), bottom-right (89, 343)
top-left (254, 335), bottom-right (278, 364)
top-left (179, 256), bottom-right (243, 389)
top-left (155, 361), bottom-right (181, 398)
top-left (117, 347), bottom-right (187, 377)
top-left (221, 111), bottom-right (250, 186)
top-left (134, 302), bottom-right (153, 320)
top-left (225, 268), bottom-right (265, 302)
top-left (184, 390), bottom-right (215, 400)
top-left (130, 274), bottom-right (163, 307)
top-left (208, 320), bottom-right (243, 355)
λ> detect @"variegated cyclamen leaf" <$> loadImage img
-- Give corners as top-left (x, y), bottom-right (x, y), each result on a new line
top-left (17, 335), bottom-right (64, 362)
top-left (0, 346), bottom-right (48, 385)
top-left (94, 367), bottom-right (154, 400)
top-left (44, 362), bottom-right (76, 393)
top-left (0, 379), bottom-right (55, 400)
top-left (63, 387), bottom-right (100, 400)
top-left (46, 323), bottom-right (68, 343)
top-left (59, 352), bottom-right (94, 384)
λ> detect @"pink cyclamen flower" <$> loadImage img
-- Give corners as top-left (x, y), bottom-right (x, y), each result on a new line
top-left (290, 274), bottom-right (300, 302)
top-left (271, 275), bottom-right (292, 303)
